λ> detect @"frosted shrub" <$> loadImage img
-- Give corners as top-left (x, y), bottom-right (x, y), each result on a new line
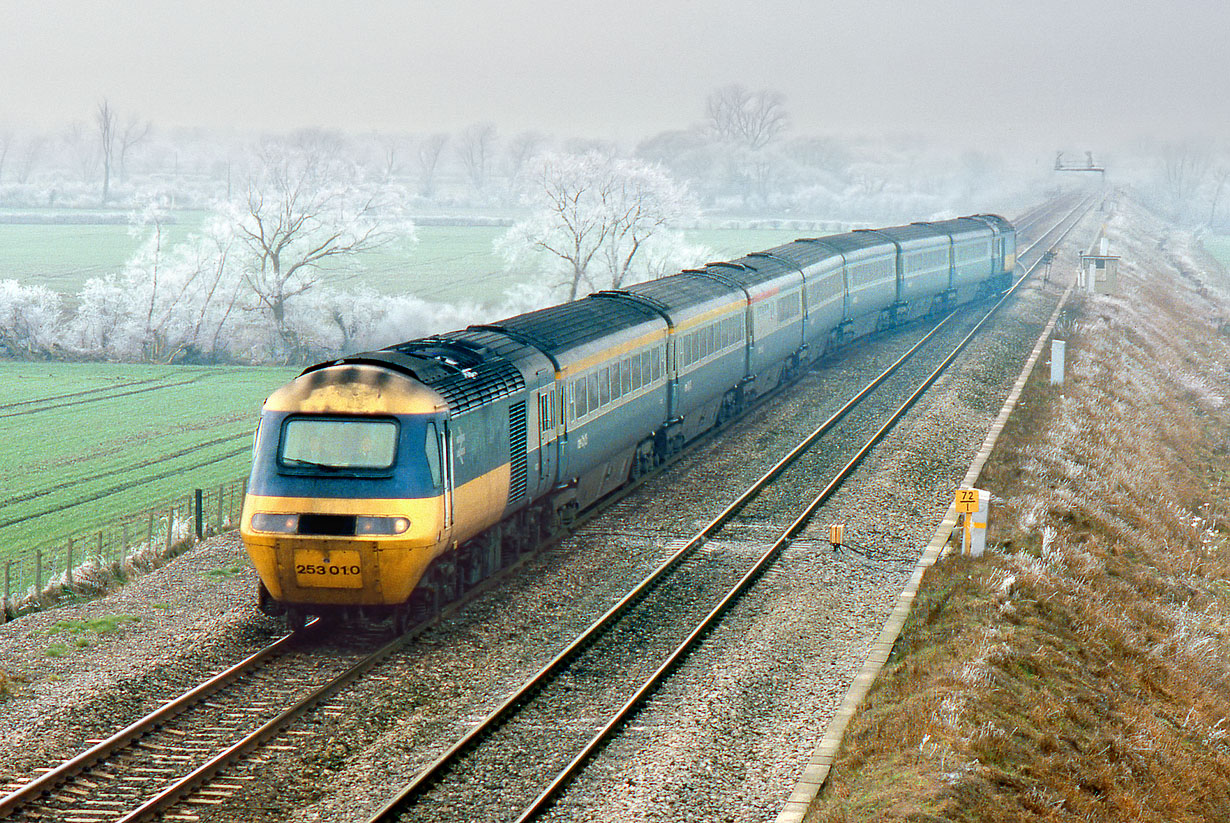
top-left (0, 279), bottom-right (62, 356)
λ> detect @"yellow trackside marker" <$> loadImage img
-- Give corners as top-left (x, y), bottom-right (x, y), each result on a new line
top-left (954, 488), bottom-right (989, 557)
top-left (828, 523), bottom-right (844, 551)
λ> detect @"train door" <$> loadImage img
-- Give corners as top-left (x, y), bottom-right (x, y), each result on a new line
top-left (535, 377), bottom-right (559, 495)
top-left (439, 419), bottom-right (455, 542)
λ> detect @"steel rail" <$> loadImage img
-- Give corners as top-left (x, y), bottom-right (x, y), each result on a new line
top-left (114, 625), bottom-right (418, 822)
top-left (363, 233), bottom-right (1041, 821)
top-left (512, 193), bottom-right (1096, 822)
top-left (0, 622), bottom-right (316, 819)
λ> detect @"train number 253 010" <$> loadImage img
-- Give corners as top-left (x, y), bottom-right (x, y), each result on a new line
top-left (296, 563), bottom-right (361, 576)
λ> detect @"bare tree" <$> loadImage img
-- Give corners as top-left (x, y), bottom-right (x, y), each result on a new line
top-left (118, 114), bottom-right (151, 184)
top-left (0, 130), bottom-right (10, 184)
top-left (505, 131), bottom-right (548, 187)
top-left (705, 84), bottom-right (788, 150)
top-left (1209, 165), bottom-right (1230, 228)
top-left (498, 152), bottom-right (697, 300)
top-left (378, 134), bottom-right (409, 183)
top-left (96, 100), bottom-right (117, 202)
top-left (1160, 143), bottom-right (1210, 222)
top-left (15, 135), bottom-right (43, 184)
top-left (456, 122), bottom-right (497, 192)
top-left (229, 141), bottom-right (412, 361)
top-left (416, 132), bottom-right (448, 197)
top-left (63, 121), bottom-right (99, 184)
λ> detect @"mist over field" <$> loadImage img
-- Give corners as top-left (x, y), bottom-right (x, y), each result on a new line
top-left (1, 1), bottom-right (1227, 366)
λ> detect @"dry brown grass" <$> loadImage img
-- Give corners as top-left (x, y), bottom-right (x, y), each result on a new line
top-left (810, 198), bottom-right (1230, 822)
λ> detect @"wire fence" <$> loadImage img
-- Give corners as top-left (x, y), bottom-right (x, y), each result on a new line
top-left (2, 477), bottom-right (248, 618)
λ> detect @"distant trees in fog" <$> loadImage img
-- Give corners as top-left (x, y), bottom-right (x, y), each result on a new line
top-left (0, 85), bottom-right (1108, 365)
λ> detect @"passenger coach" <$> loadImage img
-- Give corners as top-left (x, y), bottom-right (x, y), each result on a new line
top-left (240, 214), bottom-right (1019, 627)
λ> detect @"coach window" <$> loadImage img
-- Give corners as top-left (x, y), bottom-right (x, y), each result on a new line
top-left (587, 374), bottom-right (599, 414)
top-left (573, 378), bottom-right (587, 418)
top-left (621, 358), bottom-right (632, 393)
top-left (599, 368), bottom-right (611, 406)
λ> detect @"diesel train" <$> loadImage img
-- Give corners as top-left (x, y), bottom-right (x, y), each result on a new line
top-left (240, 215), bottom-right (1017, 628)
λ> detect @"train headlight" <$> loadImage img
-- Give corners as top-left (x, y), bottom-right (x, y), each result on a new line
top-left (251, 513), bottom-right (299, 533)
top-left (355, 516), bottom-right (411, 535)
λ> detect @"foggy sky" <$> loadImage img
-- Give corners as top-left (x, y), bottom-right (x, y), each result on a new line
top-left (2, 0), bottom-right (1227, 149)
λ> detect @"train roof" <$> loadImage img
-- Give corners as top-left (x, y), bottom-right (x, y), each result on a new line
top-left (872, 223), bottom-right (950, 243)
top-left (792, 230), bottom-right (895, 257)
top-left (479, 293), bottom-right (664, 360)
top-left (760, 241), bottom-right (843, 272)
top-left (307, 334), bottom-right (529, 416)
top-left (602, 273), bottom-right (744, 325)
top-left (689, 251), bottom-right (804, 297)
top-left (970, 213), bottom-right (1013, 232)
top-left (921, 217), bottom-right (995, 238)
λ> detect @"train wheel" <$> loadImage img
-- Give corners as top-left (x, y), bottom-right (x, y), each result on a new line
top-left (629, 454), bottom-right (644, 482)
top-left (392, 605), bottom-right (413, 636)
top-left (406, 586), bottom-right (435, 623)
top-left (285, 608), bottom-right (307, 632)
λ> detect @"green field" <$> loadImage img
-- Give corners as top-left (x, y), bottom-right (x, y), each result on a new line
top-left (0, 361), bottom-right (296, 558)
top-left (1205, 235), bottom-right (1230, 271)
top-left (0, 218), bottom-right (811, 307)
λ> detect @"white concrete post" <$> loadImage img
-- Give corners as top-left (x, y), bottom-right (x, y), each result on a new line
top-left (1050, 339), bottom-right (1065, 384)
top-left (968, 489), bottom-right (990, 557)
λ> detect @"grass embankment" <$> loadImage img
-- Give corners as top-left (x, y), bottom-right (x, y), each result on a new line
top-left (810, 200), bottom-right (1230, 821)
top-left (0, 362), bottom-right (295, 558)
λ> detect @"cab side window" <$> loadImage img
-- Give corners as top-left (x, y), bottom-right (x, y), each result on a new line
top-left (424, 422), bottom-right (442, 488)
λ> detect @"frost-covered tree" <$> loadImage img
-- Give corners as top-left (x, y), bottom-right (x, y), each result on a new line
top-left (71, 205), bottom-right (246, 362)
top-left (706, 85), bottom-right (788, 151)
top-left (226, 140), bottom-right (414, 361)
top-left (0, 130), bottom-right (10, 184)
top-left (0, 280), bottom-right (61, 356)
top-left (415, 133), bottom-right (448, 198)
top-left (96, 99), bottom-right (116, 203)
top-left (456, 122), bottom-right (497, 193)
top-left (498, 152), bottom-right (702, 300)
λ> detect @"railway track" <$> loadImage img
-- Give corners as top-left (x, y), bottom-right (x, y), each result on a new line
top-left (360, 197), bottom-right (1096, 822)
top-left (0, 195), bottom-right (1093, 823)
top-left (0, 621), bottom-right (415, 822)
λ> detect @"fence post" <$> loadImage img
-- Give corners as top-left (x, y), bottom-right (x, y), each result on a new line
top-left (166, 506), bottom-right (174, 551)
top-left (194, 489), bottom-right (204, 540)
top-left (35, 550), bottom-right (43, 594)
top-left (66, 538), bottom-right (74, 582)
top-left (217, 484), bottom-right (225, 532)
top-left (97, 531), bottom-right (104, 563)
top-left (123, 523), bottom-right (130, 553)
top-left (4, 562), bottom-right (11, 615)
top-left (148, 512), bottom-right (155, 549)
